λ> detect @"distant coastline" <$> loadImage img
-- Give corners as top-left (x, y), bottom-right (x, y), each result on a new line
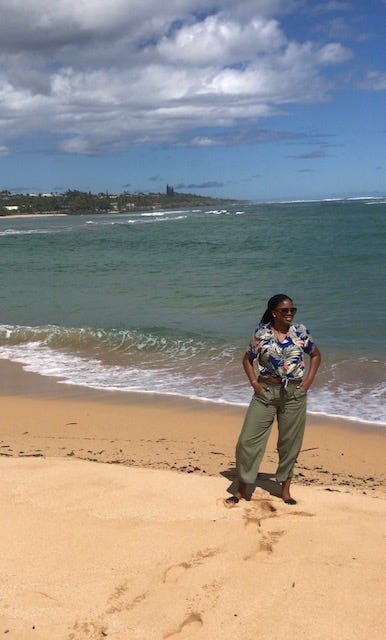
top-left (0, 212), bottom-right (69, 219)
top-left (0, 188), bottom-right (245, 217)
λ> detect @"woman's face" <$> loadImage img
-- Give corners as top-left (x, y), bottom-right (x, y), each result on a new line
top-left (273, 299), bottom-right (297, 322)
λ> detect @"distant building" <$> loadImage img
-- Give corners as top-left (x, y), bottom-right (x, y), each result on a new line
top-left (28, 193), bottom-right (53, 197)
top-left (166, 184), bottom-right (174, 196)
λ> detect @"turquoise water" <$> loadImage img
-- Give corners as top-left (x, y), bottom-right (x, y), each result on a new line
top-left (0, 199), bottom-right (385, 425)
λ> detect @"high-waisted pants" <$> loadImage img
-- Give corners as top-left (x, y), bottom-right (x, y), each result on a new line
top-left (236, 382), bottom-right (307, 484)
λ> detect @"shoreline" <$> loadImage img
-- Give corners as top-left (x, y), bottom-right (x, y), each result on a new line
top-left (1, 359), bottom-right (385, 495)
top-left (0, 356), bottom-right (383, 432)
top-left (0, 212), bottom-right (68, 218)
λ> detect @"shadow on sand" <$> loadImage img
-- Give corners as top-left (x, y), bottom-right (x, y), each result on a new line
top-left (221, 469), bottom-right (282, 501)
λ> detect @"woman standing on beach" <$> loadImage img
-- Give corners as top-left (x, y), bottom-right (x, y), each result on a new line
top-left (226, 294), bottom-right (321, 506)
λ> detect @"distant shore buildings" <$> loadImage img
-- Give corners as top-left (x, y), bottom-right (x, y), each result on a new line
top-left (0, 186), bottom-right (240, 216)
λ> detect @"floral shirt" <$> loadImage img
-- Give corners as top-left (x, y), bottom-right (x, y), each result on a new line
top-left (247, 323), bottom-right (316, 388)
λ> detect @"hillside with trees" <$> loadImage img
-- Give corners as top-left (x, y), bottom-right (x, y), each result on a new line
top-left (0, 188), bottom-right (243, 216)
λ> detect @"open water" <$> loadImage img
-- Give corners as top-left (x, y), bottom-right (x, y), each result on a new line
top-left (0, 198), bottom-right (385, 426)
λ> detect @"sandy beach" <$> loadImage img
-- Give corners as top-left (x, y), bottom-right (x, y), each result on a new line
top-left (1, 360), bottom-right (385, 639)
top-left (0, 213), bottom-right (68, 218)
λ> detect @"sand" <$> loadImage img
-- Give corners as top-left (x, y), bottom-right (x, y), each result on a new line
top-left (0, 213), bottom-right (68, 218)
top-left (0, 360), bottom-right (385, 639)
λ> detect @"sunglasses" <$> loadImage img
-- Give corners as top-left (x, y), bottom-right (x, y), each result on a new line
top-left (275, 307), bottom-right (297, 315)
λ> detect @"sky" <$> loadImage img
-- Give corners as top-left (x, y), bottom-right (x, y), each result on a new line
top-left (0, 0), bottom-right (385, 201)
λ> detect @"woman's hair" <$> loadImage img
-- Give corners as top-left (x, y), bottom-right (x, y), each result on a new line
top-left (260, 293), bottom-right (292, 324)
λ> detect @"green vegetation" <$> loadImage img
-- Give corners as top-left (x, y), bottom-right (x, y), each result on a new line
top-left (0, 188), bottom-right (243, 216)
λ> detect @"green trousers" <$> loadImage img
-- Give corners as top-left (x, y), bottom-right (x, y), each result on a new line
top-left (236, 382), bottom-right (307, 484)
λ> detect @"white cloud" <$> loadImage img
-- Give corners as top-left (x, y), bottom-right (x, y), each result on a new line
top-left (360, 71), bottom-right (386, 90)
top-left (156, 15), bottom-right (286, 65)
top-left (312, 1), bottom-right (351, 13)
top-left (0, 0), bottom-right (356, 153)
top-left (0, 1), bottom-right (234, 49)
top-left (315, 42), bottom-right (353, 64)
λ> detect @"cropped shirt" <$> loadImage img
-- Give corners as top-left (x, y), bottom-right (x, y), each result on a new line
top-left (247, 323), bottom-right (316, 388)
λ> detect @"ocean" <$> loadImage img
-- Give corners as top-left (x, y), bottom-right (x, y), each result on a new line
top-left (0, 198), bottom-right (385, 427)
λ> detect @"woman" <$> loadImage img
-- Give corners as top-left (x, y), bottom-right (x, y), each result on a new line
top-left (226, 294), bottom-right (321, 506)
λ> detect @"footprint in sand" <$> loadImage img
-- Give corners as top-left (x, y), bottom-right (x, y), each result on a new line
top-left (163, 549), bottom-right (218, 584)
top-left (164, 562), bottom-right (191, 583)
top-left (163, 613), bottom-right (203, 639)
top-left (243, 501), bottom-right (277, 529)
top-left (242, 504), bottom-right (314, 561)
top-left (258, 499), bottom-right (278, 513)
top-left (243, 530), bottom-right (286, 560)
top-left (105, 581), bottom-right (148, 615)
top-left (68, 619), bottom-right (108, 639)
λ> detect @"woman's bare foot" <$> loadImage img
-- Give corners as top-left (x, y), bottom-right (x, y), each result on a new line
top-left (224, 479), bottom-right (249, 506)
top-left (281, 478), bottom-right (297, 505)
top-left (236, 479), bottom-right (248, 500)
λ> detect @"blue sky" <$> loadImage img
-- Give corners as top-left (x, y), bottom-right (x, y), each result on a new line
top-left (0, 0), bottom-right (385, 201)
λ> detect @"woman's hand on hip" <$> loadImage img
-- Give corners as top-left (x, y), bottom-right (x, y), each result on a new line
top-left (251, 380), bottom-right (268, 394)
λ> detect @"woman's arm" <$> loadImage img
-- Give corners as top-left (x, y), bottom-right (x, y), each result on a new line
top-left (242, 352), bottom-right (266, 394)
top-left (300, 345), bottom-right (321, 391)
